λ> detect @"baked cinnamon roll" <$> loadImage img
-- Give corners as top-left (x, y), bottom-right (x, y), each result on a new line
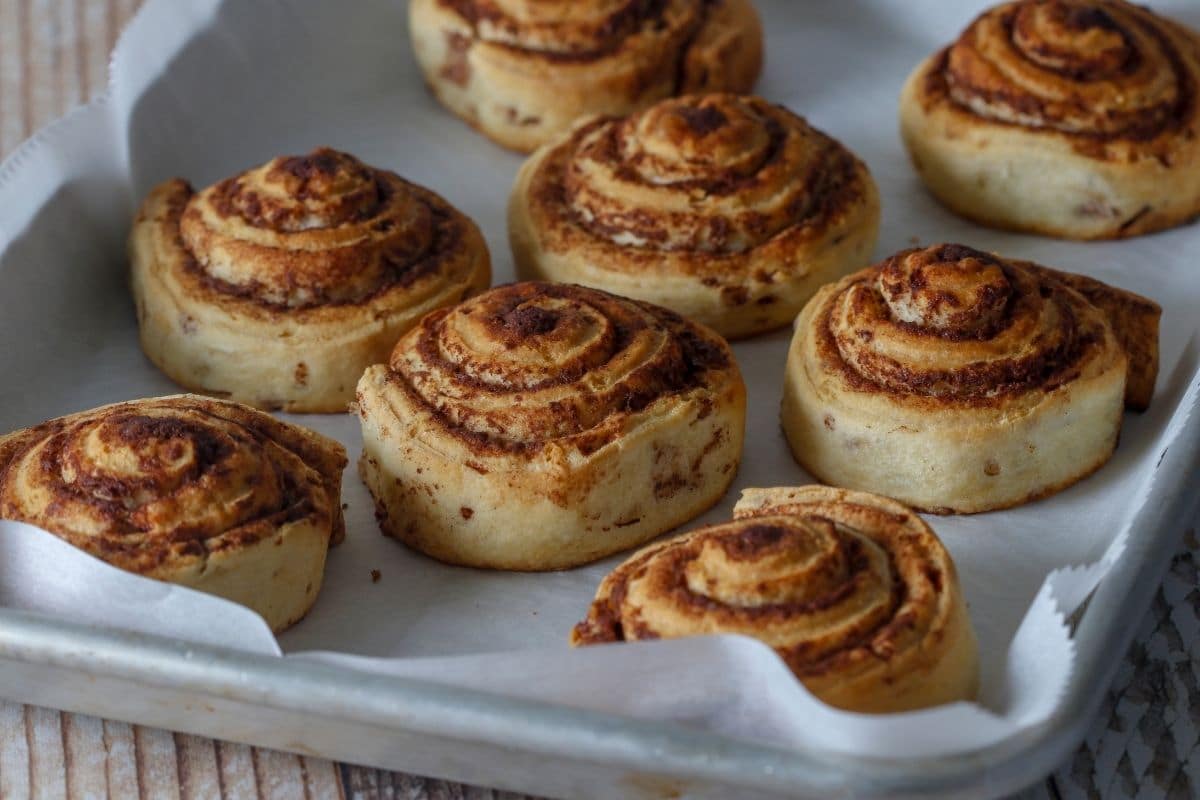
top-left (510, 93), bottom-right (880, 339)
top-left (781, 244), bottom-right (1161, 514)
top-left (356, 281), bottom-right (746, 570)
top-left (129, 147), bottom-right (491, 413)
top-left (572, 486), bottom-right (980, 713)
top-left (409, 0), bottom-right (763, 152)
top-left (0, 395), bottom-right (347, 632)
top-left (900, 0), bottom-right (1200, 239)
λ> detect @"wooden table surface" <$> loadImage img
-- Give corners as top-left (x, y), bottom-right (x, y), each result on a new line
top-left (1, 2), bottom-right (1197, 798)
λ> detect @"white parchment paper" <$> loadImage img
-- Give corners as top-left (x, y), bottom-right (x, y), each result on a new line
top-left (2, 0), bottom-right (1200, 761)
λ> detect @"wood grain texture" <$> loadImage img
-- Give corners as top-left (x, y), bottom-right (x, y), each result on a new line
top-left (0, 1), bottom-right (1196, 798)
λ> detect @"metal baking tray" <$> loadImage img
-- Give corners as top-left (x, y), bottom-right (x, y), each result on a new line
top-left (2, 1), bottom-right (1199, 796)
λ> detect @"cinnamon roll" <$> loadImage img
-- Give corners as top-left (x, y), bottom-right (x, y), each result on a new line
top-left (899, 0), bottom-right (1200, 239)
top-left (509, 93), bottom-right (880, 339)
top-left (0, 395), bottom-right (347, 632)
top-left (408, 0), bottom-right (763, 152)
top-left (781, 244), bottom-right (1161, 514)
top-left (356, 281), bottom-right (746, 570)
top-left (572, 486), bottom-right (980, 713)
top-left (129, 147), bottom-right (491, 413)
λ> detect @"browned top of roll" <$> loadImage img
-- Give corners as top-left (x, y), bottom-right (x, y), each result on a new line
top-left (0, 396), bottom-right (347, 575)
top-left (1036, 264), bottom-right (1162, 409)
top-left (572, 486), bottom-right (961, 687)
top-left (526, 93), bottom-right (870, 262)
top-left (921, 0), bottom-right (1199, 152)
top-left (439, 0), bottom-right (717, 65)
top-left (149, 147), bottom-right (483, 314)
top-left (810, 243), bottom-right (1158, 408)
top-left (382, 281), bottom-right (741, 455)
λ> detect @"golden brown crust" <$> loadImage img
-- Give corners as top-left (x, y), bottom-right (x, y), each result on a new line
top-left (409, 0), bottom-right (764, 152)
top-left (176, 149), bottom-right (481, 311)
top-left (811, 244), bottom-right (1153, 411)
top-left (437, 0), bottom-right (710, 61)
top-left (0, 395), bottom-right (346, 574)
top-left (938, 1), bottom-right (1196, 145)
top-left (1034, 266), bottom-right (1161, 410)
top-left (383, 281), bottom-right (736, 454)
top-left (356, 281), bottom-right (746, 570)
top-left (900, 0), bottom-right (1200, 239)
top-left (510, 93), bottom-right (879, 338)
top-left (572, 486), bottom-right (980, 713)
top-left (130, 148), bottom-right (491, 412)
top-left (781, 244), bottom-right (1155, 514)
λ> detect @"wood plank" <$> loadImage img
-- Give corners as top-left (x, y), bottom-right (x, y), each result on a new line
top-left (61, 712), bottom-right (107, 800)
top-left (24, 706), bottom-right (67, 799)
top-left (174, 734), bottom-right (222, 800)
top-left (215, 740), bottom-right (258, 799)
top-left (300, 757), bottom-right (344, 800)
top-left (252, 749), bottom-right (307, 800)
top-left (0, 0), bottom-right (26, 148)
top-left (132, 726), bottom-right (181, 799)
top-left (101, 720), bottom-right (139, 798)
top-left (0, 702), bottom-right (32, 800)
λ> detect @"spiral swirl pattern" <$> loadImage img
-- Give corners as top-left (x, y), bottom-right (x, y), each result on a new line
top-left (940, 0), bottom-right (1192, 140)
top-left (386, 281), bottom-right (734, 451)
top-left (900, 1), bottom-right (1200, 239)
top-left (129, 147), bottom-right (490, 412)
top-left (783, 244), bottom-right (1159, 513)
top-left (409, 0), bottom-right (763, 151)
top-left (356, 281), bottom-right (746, 569)
top-left (180, 148), bottom-right (482, 310)
top-left (821, 243), bottom-right (1105, 403)
top-left (572, 486), bottom-right (979, 712)
top-left (449, 0), bottom-right (702, 59)
top-left (561, 94), bottom-right (861, 253)
top-left (0, 396), bottom-right (347, 630)
top-left (0, 396), bottom-right (345, 570)
top-left (511, 93), bottom-right (879, 337)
